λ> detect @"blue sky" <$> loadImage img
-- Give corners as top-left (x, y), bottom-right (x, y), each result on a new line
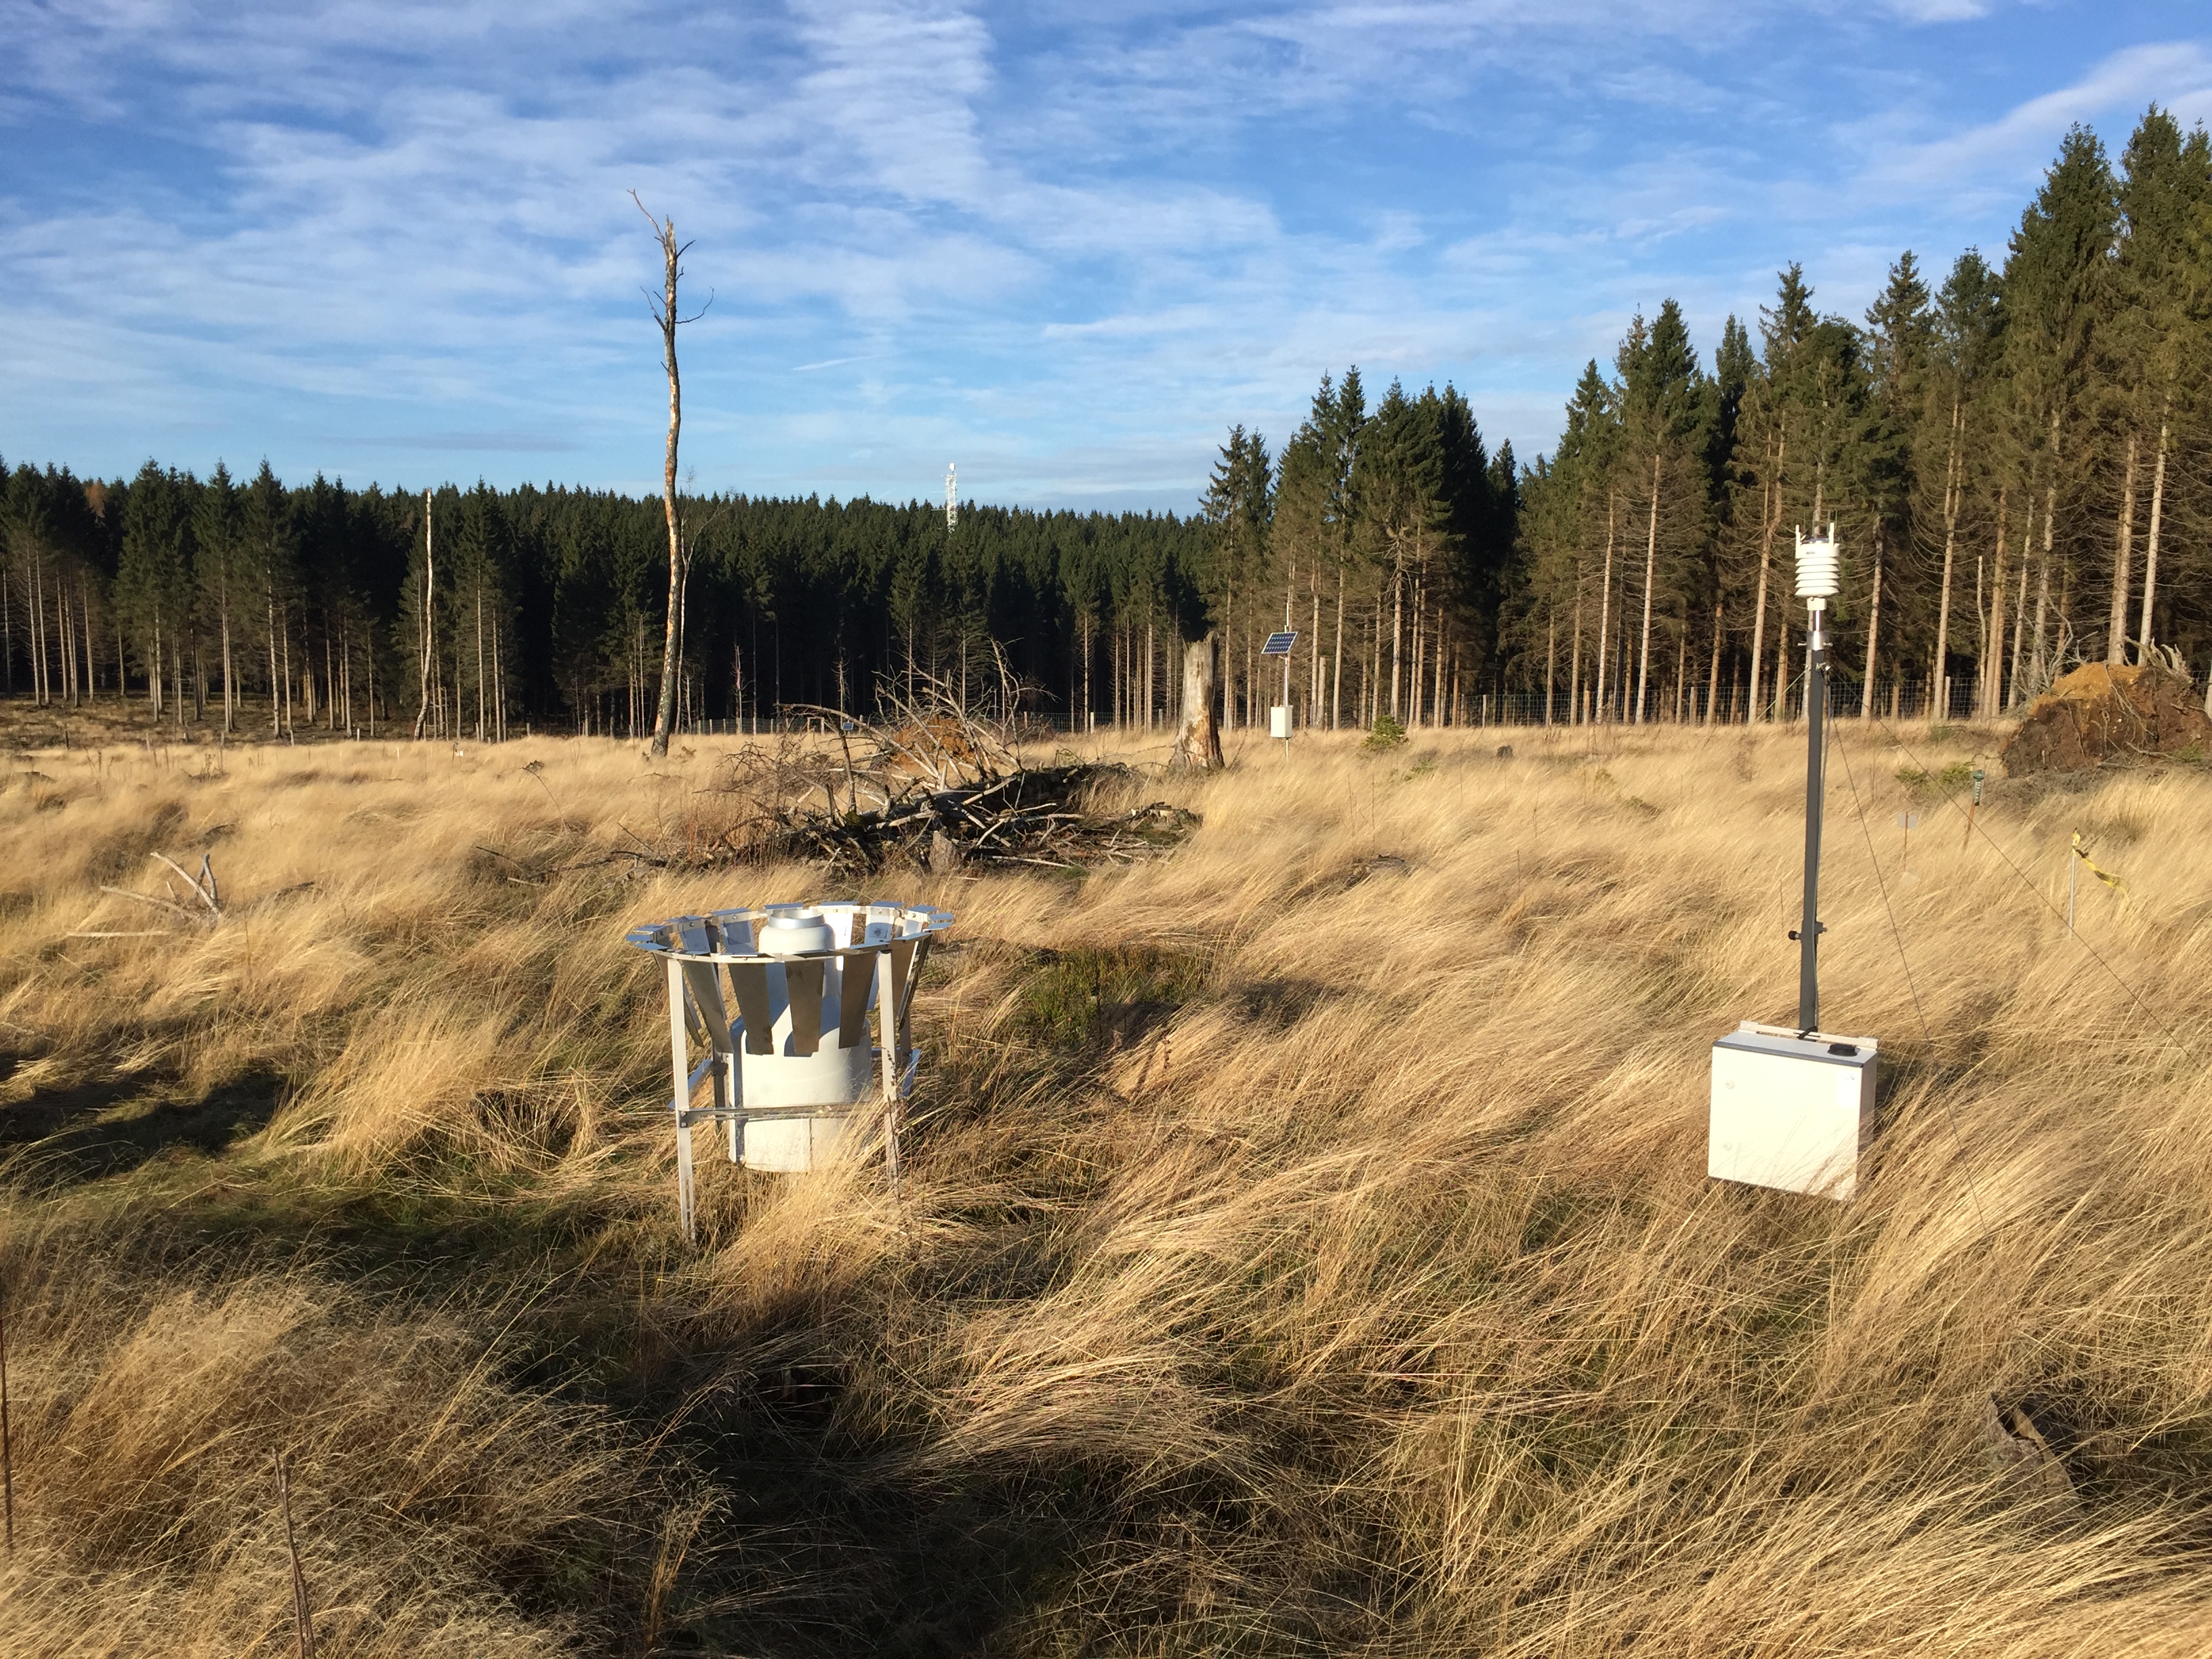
top-left (3, 2), bottom-right (2207, 511)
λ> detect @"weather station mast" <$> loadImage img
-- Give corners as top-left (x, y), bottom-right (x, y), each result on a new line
top-left (1706, 524), bottom-right (1880, 1202)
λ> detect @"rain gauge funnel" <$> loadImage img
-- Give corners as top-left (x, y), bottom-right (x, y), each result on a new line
top-left (628, 901), bottom-right (954, 1240)
top-left (1708, 527), bottom-right (1879, 1202)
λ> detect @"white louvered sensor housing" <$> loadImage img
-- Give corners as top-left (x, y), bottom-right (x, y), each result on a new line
top-left (1795, 526), bottom-right (1840, 600)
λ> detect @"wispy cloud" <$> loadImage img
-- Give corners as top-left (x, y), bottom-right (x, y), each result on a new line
top-left (1, 1), bottom-right (2205, 504)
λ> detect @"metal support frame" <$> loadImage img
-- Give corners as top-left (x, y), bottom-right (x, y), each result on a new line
top-left (634, 903), bottom-right (951, 1243)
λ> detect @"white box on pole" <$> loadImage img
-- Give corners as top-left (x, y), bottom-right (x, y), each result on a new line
top-left (1708, 1021), bottom-right (1877, 1201)
top-left (1269, 705), bottom-right (1291, 739)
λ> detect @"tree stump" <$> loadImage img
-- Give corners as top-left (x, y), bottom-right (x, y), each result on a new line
top-left (1172, 634), bottom-right (1224, 770)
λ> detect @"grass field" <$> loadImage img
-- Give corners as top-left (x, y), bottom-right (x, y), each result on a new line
top-left (3, 706), bottom-right (2211, 1656)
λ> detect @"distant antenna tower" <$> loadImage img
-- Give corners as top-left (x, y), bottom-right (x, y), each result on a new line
top-left (945, 463), bottom-right (958, 533)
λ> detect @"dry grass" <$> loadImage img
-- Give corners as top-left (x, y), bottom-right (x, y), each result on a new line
top-left (3, 710), bottom-right (2212, 1654)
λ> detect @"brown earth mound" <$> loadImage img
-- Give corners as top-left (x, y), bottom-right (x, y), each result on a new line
top-left (2000, 661), bottom-right (2212, 775)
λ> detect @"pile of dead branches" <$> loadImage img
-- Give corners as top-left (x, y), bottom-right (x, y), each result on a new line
top-left (691, 684), bottom-right (1198, 875)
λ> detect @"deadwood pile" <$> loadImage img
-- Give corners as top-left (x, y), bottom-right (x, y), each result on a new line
top-left (670, 705), bottom-right (1197, 874)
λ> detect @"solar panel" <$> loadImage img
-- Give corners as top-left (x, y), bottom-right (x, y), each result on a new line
top-left (1261, 631), bottom-right (1296, 657)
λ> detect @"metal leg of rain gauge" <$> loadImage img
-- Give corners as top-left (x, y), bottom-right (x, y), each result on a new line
top-left (877, 946), bottom-right (901, 1190)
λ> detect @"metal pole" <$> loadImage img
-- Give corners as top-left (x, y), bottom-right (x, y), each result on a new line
top-left (1798, 598), bottom-right (1826, 1031)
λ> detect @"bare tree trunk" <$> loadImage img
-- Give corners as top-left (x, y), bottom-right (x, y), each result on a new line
top-left (1434, 592), bottom-right (1448, 725)
top-left (2107, 430), bottom-right (2138, 664)
top-left (1635, 453), bottom-right (1659, 723)
top-left (1330, 566), bottom-right (1345, 728)
top-left (414, 490), bottom-right (433, 739)
top-left (2030, 411), bottom-right (2059, 689)
top-left (1595, 493), bottom-right (1616, 722)
top-left (1933, 398), bottom-right (1961, 711)
top-left (2139, 418), bottom-right (2169, 659)
top-left (28, 552), bottom-right (48, 706)
top-left (1982, 491), bottom-right (2009, 720)
top-left (1705, 603), bottom-right (1723, 725)
top-left (1389, 562), bottom-right (1404, 720)
top-left (1311, 588), bottom-right (1323, 726)
top-left (1771, 609), bottom-right (1789, 722)
top-left (220, 588), bottom-right (236, 732)
top-left (2007, 546), bottom-right (2030, 710)
top-left (267, 588), bottom-right (281, 735)
top-left (1145, 612), bottom-right (1155, 729)
top-left (1748, 430), bottom-right (1784, 722)
top-left (1860, 527), bottom-right (1883, 719)
top-left (1172, 634), bottom-right (1224, 769)
top-left (636, 194), bottom-right (696, 760)
top-left (1570, 570), bottom-right (1584, 725)
top-left (1408, 573), bottom-right (1422, 726)
top-left (1545, 609), bottom-right (1557, 726)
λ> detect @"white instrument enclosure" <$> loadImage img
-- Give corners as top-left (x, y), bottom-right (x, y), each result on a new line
top-left (1708, 1021), bottom-right (1877, 1202)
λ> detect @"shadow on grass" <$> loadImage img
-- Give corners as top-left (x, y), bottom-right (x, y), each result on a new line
top-left (0, 1059), bottom-right (286, 1187)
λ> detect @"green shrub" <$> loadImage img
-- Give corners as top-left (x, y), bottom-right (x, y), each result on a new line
top-left (1363, 715), bottom-right (1408, 752)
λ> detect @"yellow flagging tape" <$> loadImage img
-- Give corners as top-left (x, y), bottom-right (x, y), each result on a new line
top-left (2071, 832), bottom-right (2127, 894)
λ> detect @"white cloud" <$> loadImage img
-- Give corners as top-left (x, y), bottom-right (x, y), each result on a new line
top-left (3, 0), bottom-right (2206, 503)
top-left (1860, 41), bottom-right (2212, 199)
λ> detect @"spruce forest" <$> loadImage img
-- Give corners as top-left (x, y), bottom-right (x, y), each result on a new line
top-left (5, 114), bottom-right (2208, 737)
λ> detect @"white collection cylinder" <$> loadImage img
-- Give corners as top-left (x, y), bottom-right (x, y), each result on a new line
top-left (739, 905), bottom-right (883, 1171)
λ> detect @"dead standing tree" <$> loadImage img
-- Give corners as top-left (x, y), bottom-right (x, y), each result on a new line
top-left (1172, 634), bottom-right (1224, 769)
top-left (633, 192), bottom-right (711, 758)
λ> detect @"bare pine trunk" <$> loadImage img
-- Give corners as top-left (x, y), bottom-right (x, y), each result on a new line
top-left (2030, 412), bottom-right (2059, 689)
top-left (1772, 609), bottom-right (1789, 722)
top-left (1311, 589), bottom-right (1323, 725)
top-left (1570, 572), bottom-right (1584, 726)
top-left (1595, 494), bottom-right (1616, 722)
top-left (636, 195), bottom-right (691, 759)
top-left (2108, 431), bottom-right (2139, 664)
top-left (2139, 419), bottom-right (2169, 659)
top-left (1704, 604), bottom-right (1722, 726)
top-left (1860, 527), bottom-right (1883, 719)
top-left (414, 491), bottom-right (434, 739)
top-left (1635, 453), bottom-right (1659, 724)
top-left (1330, 567), bottom-right (1345, 728)
top-left (1982, 492), bottom-right (2009, 720)
top-left (1933, 399), bottom-right (1961, 711)
top-left (1389, 563), bottom-right (1404, 720)
top-left (1408, 574), bottom-right (1423, 727)
top-left (1545, 609), bottom-right (1557, 726)
top-left (1748, 431), bottom-right (1784, 722)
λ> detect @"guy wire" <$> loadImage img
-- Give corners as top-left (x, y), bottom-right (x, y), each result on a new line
top-left (1871, 716), bottom-right (2195, 1069)
top-left (1828, 718), bottom-right (1994, 1244)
